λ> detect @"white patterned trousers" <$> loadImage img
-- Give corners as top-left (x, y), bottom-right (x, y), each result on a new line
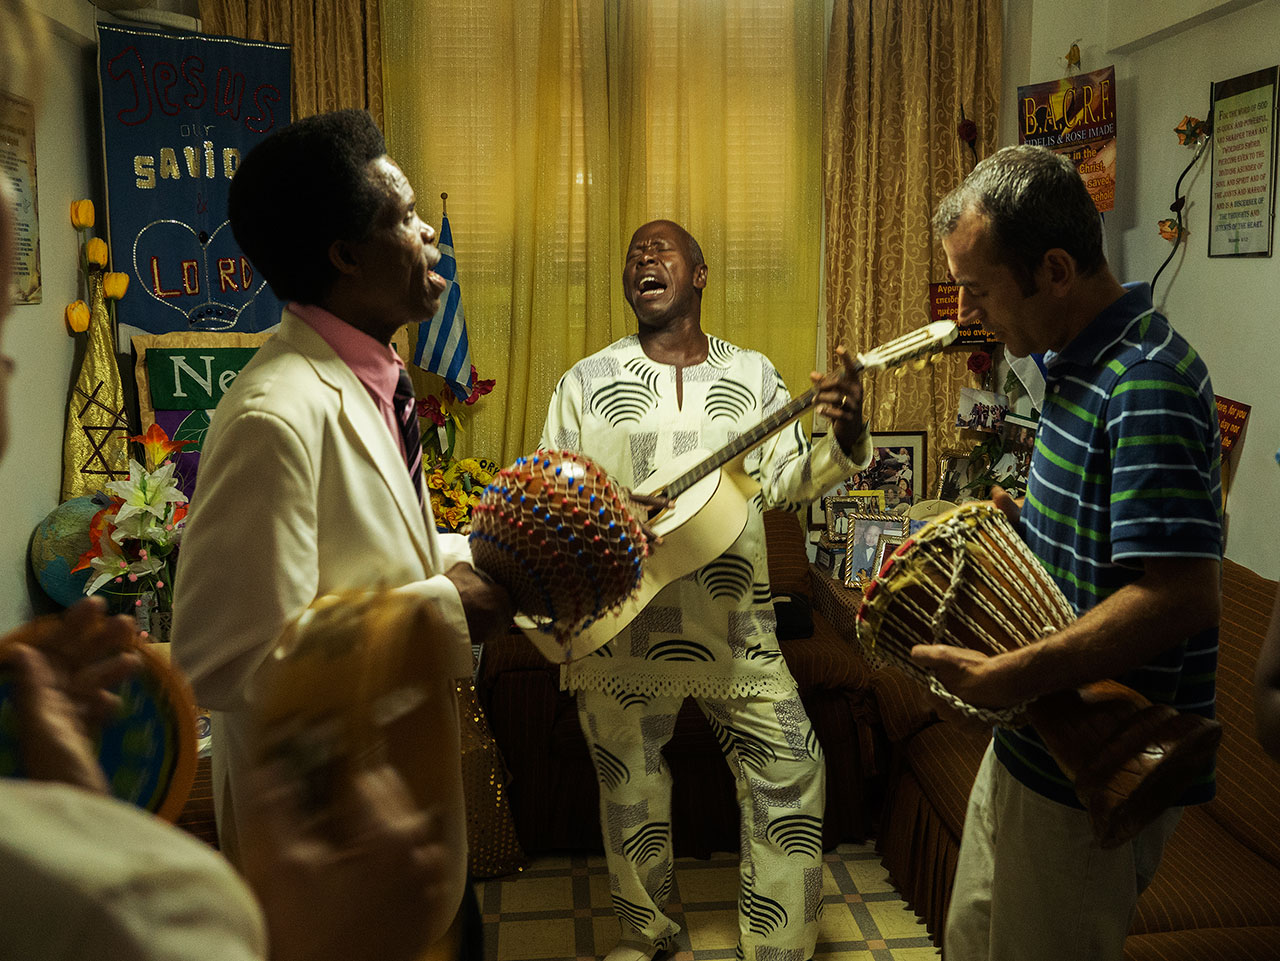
top-left (577, 686), bottom-right (826, 961)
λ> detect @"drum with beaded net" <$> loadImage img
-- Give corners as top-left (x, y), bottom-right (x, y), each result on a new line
top-left (468, 450), bottom-right (649, 656)
top-left (856, 502), bottom-right (1221, 848)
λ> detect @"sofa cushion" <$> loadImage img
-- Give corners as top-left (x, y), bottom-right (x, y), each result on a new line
top-left (764, 508), bottom-right (811, 598)
top-left (902, 721), bottom-right (989, 839)
top-left (1124, 926), bottom-right (1280, 961)
top-left (1205, 558), bottom-right (1280, 867)
top-left (780, 616), bottom-right (871, 693)
top-left (1133, 805), bottom-right (1280, 934)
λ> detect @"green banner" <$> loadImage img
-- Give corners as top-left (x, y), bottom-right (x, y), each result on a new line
top-left (144, 347), bottom-right (259, 410)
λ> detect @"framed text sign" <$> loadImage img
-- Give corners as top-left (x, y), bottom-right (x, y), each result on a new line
top-left (1209, 66), bottom-right (1278, 258)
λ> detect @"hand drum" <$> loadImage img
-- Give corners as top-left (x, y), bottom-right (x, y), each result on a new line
top-left (856, 502), bottom-right (1221, 848)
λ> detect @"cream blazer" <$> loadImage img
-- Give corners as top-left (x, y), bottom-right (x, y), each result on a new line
top-left (171, 309), bottom-right (473, 862)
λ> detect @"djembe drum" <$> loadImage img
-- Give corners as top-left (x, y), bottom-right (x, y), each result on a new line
top-left (469, 450), bottom-right (649, 661)
top-left (856, 502), bottom-right (1221, 848)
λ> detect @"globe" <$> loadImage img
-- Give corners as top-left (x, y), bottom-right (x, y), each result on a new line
top-left (30, 496), bottom-right (101, 608)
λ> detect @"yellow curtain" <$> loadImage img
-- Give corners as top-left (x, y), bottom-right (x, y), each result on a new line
top-left (198, 0), bottom-right (384, 126)
top-left (824, 0), bottom-right (1001, 495)
top-left (382, 0), bottom-right (825, 465)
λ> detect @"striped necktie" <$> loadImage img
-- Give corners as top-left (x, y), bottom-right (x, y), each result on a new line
top-left (393, 368), bottom-right (424, 504)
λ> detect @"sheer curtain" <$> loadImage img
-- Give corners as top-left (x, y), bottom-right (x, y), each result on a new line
top-left (824, 0), bottom-right (1002, 492)
top-left (382, 0), bottom-right (825, 464)
top-left (199, 0), bottom-right (384, 125)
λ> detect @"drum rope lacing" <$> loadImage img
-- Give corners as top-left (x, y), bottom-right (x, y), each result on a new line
top-left (925, 519), bottom-right (1033, 726)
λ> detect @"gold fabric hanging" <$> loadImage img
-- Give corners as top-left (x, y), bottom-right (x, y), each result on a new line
top-left (61, 271), bottom-right (130, 500)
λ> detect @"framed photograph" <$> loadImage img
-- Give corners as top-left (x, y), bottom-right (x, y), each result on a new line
top-left (825, 492), bottom-right (886, 538)
top-left (955, 387), bottom-right (1009, 434)
top-left (935, 447), bottom-right (974, 502)
top-left (991, 412), bottom-right (1037, 496)
top-left (866, 431), bottom-right (927, 515)
top-left (872, 531), bottom-right (907, 574)
top-left (815, 540), bottom-right (843, 580)
top-left (843, 512), bottom-right (908, 587)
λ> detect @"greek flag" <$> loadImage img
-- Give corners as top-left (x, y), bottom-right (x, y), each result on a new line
top-left (414, 212), bottom-right (473, 401)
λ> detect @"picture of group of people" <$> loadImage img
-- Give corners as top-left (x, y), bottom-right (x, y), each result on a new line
top-left (815, 433), bottom-right (924, 521)
top-left (956, 386), bottom-right (1010, 433)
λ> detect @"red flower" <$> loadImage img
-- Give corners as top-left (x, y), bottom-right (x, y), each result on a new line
top-left (967, 350), bottom-right (992, 374)
top-left (957, 118), bottom-right (978, 144)
top-left (420, 395), bottom-right (448, 426)
top-left (464, 365), bottom-right (496, 405)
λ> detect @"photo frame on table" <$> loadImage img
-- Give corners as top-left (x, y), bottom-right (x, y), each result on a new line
top-left (935, 447), bottom-right (974, 503)
top-left (865, 431), bottom-right (927, 514)
top-left (871, 532), bottom-right (907, 577)
top-left (825, 492), bottom-right (886, 537)
top-left (843, 511), bottom-right (909, 588)
top-left (814, 541), bottom-right (841, 578)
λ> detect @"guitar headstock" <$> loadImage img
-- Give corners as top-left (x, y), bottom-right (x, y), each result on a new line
top-left (856, 320), bottom-right (958, 373)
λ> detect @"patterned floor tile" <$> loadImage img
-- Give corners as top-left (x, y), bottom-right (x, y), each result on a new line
top-left (476, 843), bottom-right (936, 961)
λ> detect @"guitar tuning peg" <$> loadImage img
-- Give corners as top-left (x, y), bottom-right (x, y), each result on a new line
top-left (911, 356), bottom-right (929, 371)
top-left (893, 366), bottom-right (907, 378)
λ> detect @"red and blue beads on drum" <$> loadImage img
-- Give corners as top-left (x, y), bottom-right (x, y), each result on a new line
top-left (469, 450), bottom-right (648, 643)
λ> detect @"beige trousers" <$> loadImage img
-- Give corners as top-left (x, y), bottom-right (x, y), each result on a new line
top-left (577, 687), bottom-right (826, 961)
top-left (944, 742), bottom-right (1181, 961)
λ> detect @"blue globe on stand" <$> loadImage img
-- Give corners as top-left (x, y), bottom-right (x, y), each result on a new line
top-left (29, 496), bottom-right (102, 608)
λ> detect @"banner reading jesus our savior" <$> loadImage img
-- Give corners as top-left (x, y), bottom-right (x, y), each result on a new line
top-left (97, 23), bottom-right (291, 337)
top-left (1018, 65), bottom-right (1118, 213)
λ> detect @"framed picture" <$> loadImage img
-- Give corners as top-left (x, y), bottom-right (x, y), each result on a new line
top-left (1208, 66), bottom-right (1279, 257)
top-left (872, 531), bottom-right (907, 574)
top-left (843, 512), bottom-right (908, 586)
top-left (955, 387), bottom-right (1009, 434)
top-left (815, 540), bottom-right (843, 580)
top-left (991, 412), bottom-right (1037, 496)
top-left (935, 447), bottom-right (974, 502)
top-left (866, 431), bottom-right (927, 515)
top-left (825, 492), bottom-right (885, 538)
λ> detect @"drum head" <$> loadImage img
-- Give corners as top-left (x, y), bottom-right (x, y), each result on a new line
top-left (0, 640), bottom-right (197, 822)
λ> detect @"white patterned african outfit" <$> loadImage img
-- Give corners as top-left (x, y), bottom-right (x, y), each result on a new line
top-left (541, 334), bottom-right (869, 960)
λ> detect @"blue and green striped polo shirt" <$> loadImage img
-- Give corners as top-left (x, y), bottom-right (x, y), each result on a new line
top-left (994, 283), bottom-right (1223, 808)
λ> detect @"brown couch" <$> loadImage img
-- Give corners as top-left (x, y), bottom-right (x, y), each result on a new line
top-left (476, 509), bottom-right (882, 858)
top-left (866, 557), bottom-right (1280, 958)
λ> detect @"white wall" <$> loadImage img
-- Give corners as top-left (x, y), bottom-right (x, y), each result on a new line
top-left (0, 3), bottom-right (100, 627)
top-left (1003, 0), bottom-right (1280, 579)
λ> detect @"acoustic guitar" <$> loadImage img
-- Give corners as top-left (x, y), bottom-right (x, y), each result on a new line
top-left (518, 319), bottom-right (959, 663)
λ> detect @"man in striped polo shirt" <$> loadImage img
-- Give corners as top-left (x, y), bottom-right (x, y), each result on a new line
top-left (913, 144), bottom-right (1222, 961)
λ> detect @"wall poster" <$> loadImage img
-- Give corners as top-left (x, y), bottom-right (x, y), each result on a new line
top-left (1018, 65), bottom-right (1117, 213)
top-left (0, 92), bottom-right (40, 304)
top-left (1209, 66), bottom-right (1278, 258)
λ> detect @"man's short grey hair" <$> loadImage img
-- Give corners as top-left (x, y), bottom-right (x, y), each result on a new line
top-left (933, 144), bottom-right (1105, 295)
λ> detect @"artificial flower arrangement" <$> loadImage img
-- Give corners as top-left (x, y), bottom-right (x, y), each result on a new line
top-left (68, 199), bottom-right (129, 333)
top-left (72, 424), bottom-right (191, 622)
top-left (418, 364), bottom-right (498, 533)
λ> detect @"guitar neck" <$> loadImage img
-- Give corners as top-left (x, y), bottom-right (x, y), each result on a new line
top-left (656, 319), bottom-right (955, 500)
top-left (661, 384), bottom-right (826, 499)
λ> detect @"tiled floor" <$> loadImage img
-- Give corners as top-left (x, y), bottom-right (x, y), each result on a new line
top-left (475, 843), bottom-right (939, 960)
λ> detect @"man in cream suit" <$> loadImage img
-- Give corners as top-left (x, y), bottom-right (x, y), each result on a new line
top-left (172, 109), bottom-right (510, 910)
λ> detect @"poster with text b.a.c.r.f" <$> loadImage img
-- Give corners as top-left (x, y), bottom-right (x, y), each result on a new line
top-left (1018, 65), bottom-right (1117, 213)
top-left (97, 23), bottom-right (290, 336)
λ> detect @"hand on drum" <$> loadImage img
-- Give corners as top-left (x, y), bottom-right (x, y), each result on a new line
top-left (910, 643), bottom-right (1017, 714)
top-left (3, 597), bottom-right (141, 793)
top-left (811, 345), bottom-right (866, 455)
top-left (990, 484), bottom-right (1024, 526)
